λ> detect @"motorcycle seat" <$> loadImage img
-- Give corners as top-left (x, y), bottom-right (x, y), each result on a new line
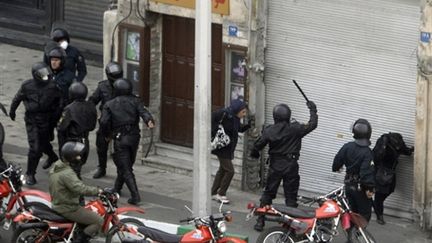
top-left (273, 204), bottom-right (316, 219)
top-left (137, 225), bottom-right (182, 243)
top-left (25, 201), bottom-right (72, 223)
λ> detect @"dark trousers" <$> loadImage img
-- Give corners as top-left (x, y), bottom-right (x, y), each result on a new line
top-left (374, 192), bottom-right (390, 216)
top-left (260, 161), bottom-right (300, 207)
top-left (61, 207), bottom-right (103, 236)
top-left (96, 129), bottom-right (110, 170)
top-left (211, 157), bottom-right (234, 196)
top-left (113, 133), bottom-right (140, 198)
top-left (346, 185), bottom-right (372, 222)
top-left (25, 116), bottom-right (57, 176)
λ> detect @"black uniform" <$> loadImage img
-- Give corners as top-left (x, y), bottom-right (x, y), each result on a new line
top-left (251, 103), bottom-right (318, 207)
top-left (88, 80), bottom-right (115, 173)
top-left (10, 78), bottom-right (62, 179)
top-left (99, 89), bottom-right (153, 204)
top-left (57, 100), bottom-right (97, 177)
top-left (333, 141), bottom-right (375, 221)
top-left (44, 46), bottom-right (87, 82)
top-left (53, 68), bottom-right (75, 103)
top-left (372, 132), bottom-right (413, 222)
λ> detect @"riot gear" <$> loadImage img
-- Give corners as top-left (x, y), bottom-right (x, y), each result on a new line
top-left (51, 28), bottom-right (70, 43)
top-left (113, 78), bottom-right (132, 96)
top-left (32, 62), bottom-right (52, 84)
top-left (69, 82), bottom-right (88, 101)
top-left (273, 104), bottom-right (291, 123)
top-left (48, 47), bottom-right (67, 69)
top-left (61, 142), bottom-right (85, 165)
top-left (352, 119), bottom-right (372, 146)
top-left (105, 62), bottom-right (123, 83)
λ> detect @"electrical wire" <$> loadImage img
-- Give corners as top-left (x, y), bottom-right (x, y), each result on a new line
top-left (110, 0), bottom-right (133, 61)
top-left (136, 0), bottom-right (146, 22)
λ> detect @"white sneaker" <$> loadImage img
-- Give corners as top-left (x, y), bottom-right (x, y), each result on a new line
top-left (212, 194), bottom-right (219, 201)
top-left (218, 195), bottom-right (230, 204)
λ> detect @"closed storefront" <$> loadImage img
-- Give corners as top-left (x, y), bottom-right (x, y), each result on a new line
top-left (265, 0), bottom-right (419, 218)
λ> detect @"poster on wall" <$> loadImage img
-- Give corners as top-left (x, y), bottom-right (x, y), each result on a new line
top-left (126, 63), bottom-right (140, 95)
top-left (230, 83), bottom-right (244, 101)
top-left (126, 31), bottom-right (140, 61)
top-left (230, 51), bottom-right (246, 84)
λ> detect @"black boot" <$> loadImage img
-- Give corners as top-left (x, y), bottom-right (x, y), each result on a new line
top-left (73, 231), bottom-right (91, 243)
top-left (376, 214), bottom-right (386, 225)
top-left (93, 167), bottom-right (106, 179)
top-left (254, 215), bottom-right (265, 232)
top-left (125, 177), bottom-right (141, 205)
top-left (42, 153), bottom-right (59, 169)
top-left (25, 174), bottom-right (37, 186)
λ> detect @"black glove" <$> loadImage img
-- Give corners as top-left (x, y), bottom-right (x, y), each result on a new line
top-left (250, 149), bottom-right (260, 159)
top-left (410, 146), bottom-right (414, 154)
top-left (306, 101), bottom-right (317, 112)
top-left (9, 111), bottom-right (16, 121)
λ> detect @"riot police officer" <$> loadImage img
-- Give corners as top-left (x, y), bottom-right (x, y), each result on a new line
top-left (251, 101), bottom-right (318, 231)
top-left (89, 61), bottom-right (123, 179)
top-left (57, 82), bottom-right (97, 178)
top-left (99, 78), bottom-right (154, 205)
top-left (332, 119), bottom-right (375, 222)
top-left (9, 62), bottom-right (63, 185)
top-left (44, 28), bottom-right (87, 82)
top-left (48, 47), bottom-right (76, 103)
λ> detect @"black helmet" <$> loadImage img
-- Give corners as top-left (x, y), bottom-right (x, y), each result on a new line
top-left (105, 62), bottom-right (123, 83)
top-left (51, 28), bottom-right (70, 43)
top-left (69, 82), bottom-right (88, 101)
top-left (61, 141), bottom-right (85, 165)
top-left (113, 78), bottom-right (132, 96)
top-left (31, 62), bottom-right (53, 84)
top-left (273, 104), bottom-right (291, 123)
top-left (48, 47), bottom-right (66, 69)
top-left (352, 119), bottom-right (372, 146)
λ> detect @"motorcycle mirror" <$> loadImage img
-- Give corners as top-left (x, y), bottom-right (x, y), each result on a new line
top-left (247, 202), bottom-right (256, 209)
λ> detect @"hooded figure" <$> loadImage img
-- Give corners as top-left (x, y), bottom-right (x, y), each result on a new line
top-left (211, 99), bottom-right (250, 204)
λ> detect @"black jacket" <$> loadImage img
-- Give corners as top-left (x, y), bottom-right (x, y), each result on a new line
top-left (88, 80), bottom-right (115, 111)
top-left (251, 108), bottom-right (318, 160)
top-left (333, 141), bottom-right (375, 190)
top-left (211, 108), bottom-right (250, 160)
top-left (44, 45), bottom-right (87, 82)
top-left (100, 95), bottom-right (153, 137)
top-left (57, 100), bottom-right (97, 140)
top-left (10, 79), bottom-right (62, 117)
top-left (53, 68), bottom-right (75, 100)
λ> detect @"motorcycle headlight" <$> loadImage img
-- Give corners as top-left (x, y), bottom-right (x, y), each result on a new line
top-left (20, 175), bottom-right (26, 185)
top-left (217, 221), bottom-right (227, 233)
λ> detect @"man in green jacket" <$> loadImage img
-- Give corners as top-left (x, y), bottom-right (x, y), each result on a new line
top-left (49, 141), bottom-right (103, 243)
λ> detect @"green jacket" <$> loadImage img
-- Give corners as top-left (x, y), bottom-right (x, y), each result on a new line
top-left (49, 161), bottom-right (99, 214)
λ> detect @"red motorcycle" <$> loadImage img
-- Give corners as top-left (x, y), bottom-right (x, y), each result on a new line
top-left (134, 205), bottom-right (247, 243)
top-left (247, 185), bottom-right (376, 243)
top-left (0, 164), bottom-right (51, 230)
top-left (12, 189), bottom-right (145, 243)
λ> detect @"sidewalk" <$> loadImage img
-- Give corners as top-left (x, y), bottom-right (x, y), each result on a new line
top-left (0, 42), bottom-right (430, 243)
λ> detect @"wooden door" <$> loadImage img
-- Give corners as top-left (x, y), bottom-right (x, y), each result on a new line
top-left (161, 15), bottom-right (224, 147)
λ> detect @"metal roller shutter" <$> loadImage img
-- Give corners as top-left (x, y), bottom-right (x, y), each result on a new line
top-left (64, 0), bottom-right (110, 42)
top-left (265, 0), bottom-right (419, 218)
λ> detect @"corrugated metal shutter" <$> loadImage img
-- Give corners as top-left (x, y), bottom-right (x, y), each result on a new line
top-left (265, 0), bottom-right (419, 218)
top-left (64, 0), bottom-right (109, 42)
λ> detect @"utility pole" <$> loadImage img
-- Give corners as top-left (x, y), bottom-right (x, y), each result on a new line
top-left (415, 0), bottom-right (432, 231)
top-left (193, 0), bottom-right (212, 217)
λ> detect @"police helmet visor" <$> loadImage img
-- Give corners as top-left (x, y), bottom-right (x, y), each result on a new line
top-left (107, 64), bottom-right (121, 74)
top-left (36, 67), bottom-right (53, 81)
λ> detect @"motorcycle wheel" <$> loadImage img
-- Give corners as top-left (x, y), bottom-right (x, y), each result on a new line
top-left (105, 217), bottom-right (145, 243)
top-left (256, 226), bottom-right (296, 243)
top-left (11, 227), bottom-right (52, 243)
top-left (349, 227), bottom-right (377, 243)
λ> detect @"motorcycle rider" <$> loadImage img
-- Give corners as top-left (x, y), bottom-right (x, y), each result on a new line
top-left (9, 62), bottom-right (63, 185)
top-left (251, 101), bottom-right (318, 231)
top-left (44, 28), bottom-right (87, 82)
top-left (89, 61), bottom-right (123, 179)
top-left (332, 119), bottom-right (375, 222)
top-left (49, 141), bottom-right (103, 243)
top-left (99, 78), bottom-right (154, 205)
top-left (47, 47), bottom-right (76, 103)
top-left (57, 82), bottom-right (97, 178)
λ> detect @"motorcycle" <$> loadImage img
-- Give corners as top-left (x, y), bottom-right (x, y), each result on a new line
top-left (133, 204), bottom-right (247, 243)
top-left (0, 164), bottom-right (51, 230)
top-left (12, 189), bottom-right (145, 243)
top-left (246, 185), bottom-right (376, 243)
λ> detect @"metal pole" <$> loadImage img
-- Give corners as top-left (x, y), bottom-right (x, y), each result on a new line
top-left (193, 0), bottom-right (212, 217)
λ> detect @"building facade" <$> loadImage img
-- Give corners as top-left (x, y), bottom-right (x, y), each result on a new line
top-left (105, 0), bottom-right (430, 226)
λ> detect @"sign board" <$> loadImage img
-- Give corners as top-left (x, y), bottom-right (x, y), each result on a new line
top-left (228, 25), bottom-right (238, 37)
top-left (151, 0), bottom-right (230, 15)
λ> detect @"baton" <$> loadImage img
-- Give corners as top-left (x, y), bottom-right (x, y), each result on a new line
top-left (292, 80), bottom-right (309, 102)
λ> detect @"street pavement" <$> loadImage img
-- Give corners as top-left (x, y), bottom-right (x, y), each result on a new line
top-left (0, 43), bottom-right (431, 242)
